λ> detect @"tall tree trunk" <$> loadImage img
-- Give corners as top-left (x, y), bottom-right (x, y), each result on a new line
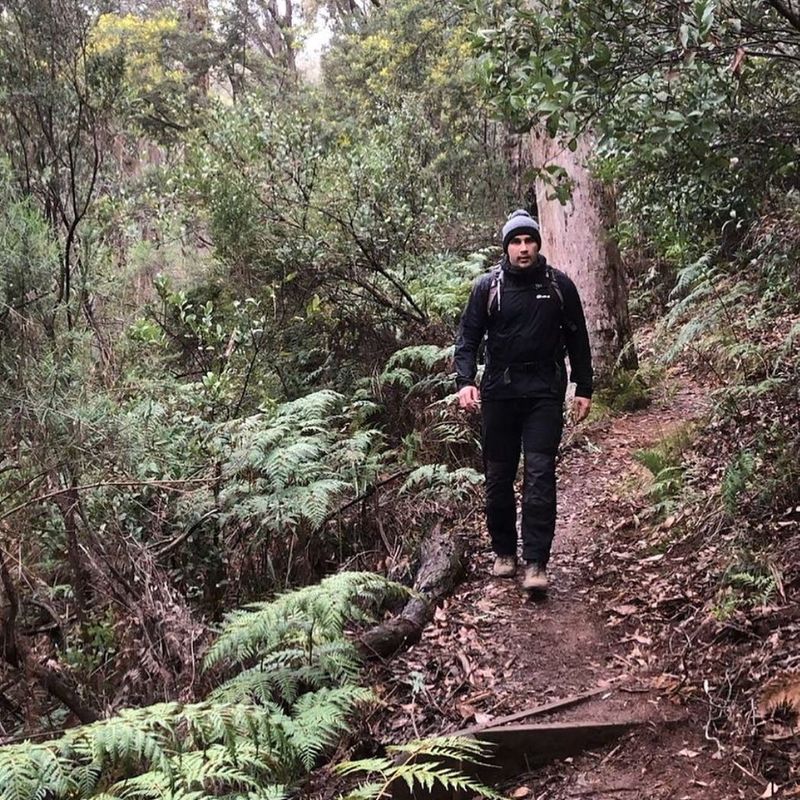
top-left (184, 0), bottom-right (210, 94)
top-left (524, 131), bottom-right (637, 385)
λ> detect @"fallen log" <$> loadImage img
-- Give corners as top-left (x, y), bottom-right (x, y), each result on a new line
top-left (360, 522), bottom-right (465, 658)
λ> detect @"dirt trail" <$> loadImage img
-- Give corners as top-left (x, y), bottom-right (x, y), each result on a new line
top-left (378, 377), bottom-right (750, 798)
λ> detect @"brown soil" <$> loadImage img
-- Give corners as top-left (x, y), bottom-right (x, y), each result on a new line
top-left (372, 376), bottom-right (765, 799)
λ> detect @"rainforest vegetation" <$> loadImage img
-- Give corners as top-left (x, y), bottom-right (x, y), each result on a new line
top-left (0, 0), bottom-right (798, 797)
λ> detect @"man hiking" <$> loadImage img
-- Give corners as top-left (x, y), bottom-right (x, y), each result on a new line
top-left (454, 209), bottom-right (593, 592)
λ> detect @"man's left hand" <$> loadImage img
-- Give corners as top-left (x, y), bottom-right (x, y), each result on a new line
top-left (571, 396), bottom-right (592, 423)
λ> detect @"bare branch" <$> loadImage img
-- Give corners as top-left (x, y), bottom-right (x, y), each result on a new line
top-left (0, 478), bottom-right (214, 525)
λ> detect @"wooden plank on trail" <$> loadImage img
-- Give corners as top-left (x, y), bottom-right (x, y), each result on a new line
top-left (390, 718), bottom-right (646, 800)
top-left (456, 686), bottom-right (610, 734)
top-left (473, 719), bottom-right (646, 770)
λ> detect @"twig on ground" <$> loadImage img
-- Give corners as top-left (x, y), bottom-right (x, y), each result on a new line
top-left (732, 759), bottom-right (768, 788)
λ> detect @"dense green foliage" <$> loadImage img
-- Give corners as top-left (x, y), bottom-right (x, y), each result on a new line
top-left (467, 0), bottom-right (800, 254)
top-left (0, 573), bottom-right (498, 799)
top-left (1, 0), bottom-right (798, 791)
top-left (0, 3), bottom-right (499, 795)
top-left (0, 572), bottom-right (504, 799)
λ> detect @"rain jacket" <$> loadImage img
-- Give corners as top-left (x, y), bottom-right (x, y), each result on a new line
top-left (454, 254), bottom-right (593, 400)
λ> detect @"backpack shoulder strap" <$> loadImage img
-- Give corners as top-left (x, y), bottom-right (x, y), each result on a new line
top-left (546, 265), bottom-right (565, 310)
top-left (547, 266), bottom-right (579, 334)
top-left (486, 263), bottom-right (504, 316)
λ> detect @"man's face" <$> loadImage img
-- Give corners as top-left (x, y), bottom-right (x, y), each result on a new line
top-left (507, 234), bottom-right (539, 268)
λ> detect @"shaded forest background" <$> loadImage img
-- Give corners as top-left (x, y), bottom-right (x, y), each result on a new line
top-left (0, 0), bottom-right (798, 797)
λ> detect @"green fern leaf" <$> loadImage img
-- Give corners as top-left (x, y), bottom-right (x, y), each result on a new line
top-left (204, 572), bottom-right (408, 671)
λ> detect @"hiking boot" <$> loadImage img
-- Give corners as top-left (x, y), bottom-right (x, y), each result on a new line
top-left (523, 562), bottom-right (548, 592)
top-left (492, 554), bottom-right (517, 578)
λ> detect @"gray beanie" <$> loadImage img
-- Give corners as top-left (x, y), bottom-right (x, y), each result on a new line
top-left (501, 209), bottom-right (541, 252)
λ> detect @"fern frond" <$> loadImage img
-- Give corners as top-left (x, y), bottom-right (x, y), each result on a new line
top-left (0, 701), bottom-right (298, 800)
top-left (279, 389), bottom-right (344, 423)
top-left (389, 735), bottom-right (492, 762)
top-left (204, 572), bottom-right (409, 671)
top-left (400, 464), bottom-right (483, 503)
top-left (378, 367), bottom-right (415, 389)
top-left (390, 762), bottom-right (501, 797)
top-left (384, 345), bottom-right (451, 372)
top-left (669, 253), bottom-right (716, 300)
top-left (334, 757), bottom-right (395, 777)
top-left (0, 744), bottom-right (73, 800)
top-left (273, 479), bottom-right (350, 526)
top-left (335, 736), bottom-right (502, 800)
top-left (335, 782), bottom-right (387, 800)
top-left (109, 741), bottom-right (281, 799)
top-left (241, 788), bottom-right (289, 800)
top-left (215, 390), bottom-right (385, 538)
top-left (211, 639), bottom-right (362, 706)
top-left (211, 665), bottom-right (301, 707)
top-left (288, 686), bottom-right (374, 771)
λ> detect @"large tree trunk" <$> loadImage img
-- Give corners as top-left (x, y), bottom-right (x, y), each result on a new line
top-left (524, 131), bottom-right (637, 384)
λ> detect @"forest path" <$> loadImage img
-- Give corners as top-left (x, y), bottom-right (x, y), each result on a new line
top-left (377, 375), bottom-right (747, 798)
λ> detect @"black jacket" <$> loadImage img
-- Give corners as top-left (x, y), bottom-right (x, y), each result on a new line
top-left (454, 254), bottom-right (593, 400)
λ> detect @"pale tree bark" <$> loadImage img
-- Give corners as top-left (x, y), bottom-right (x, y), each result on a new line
top-left (524, 130), bottom-right (637, 385)
top-left (184, 0), bottom-right (210, 94)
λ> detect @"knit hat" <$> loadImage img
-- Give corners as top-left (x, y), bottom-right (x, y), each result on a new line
top-left (501, 209), bottom-right (541, 252)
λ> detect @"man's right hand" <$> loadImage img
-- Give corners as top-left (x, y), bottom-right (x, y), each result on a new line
top-left (457, 386), bottom-right (481, 411)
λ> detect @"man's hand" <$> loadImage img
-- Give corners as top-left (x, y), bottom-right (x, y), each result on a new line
top-left (571, 396), bottom-right (591, 423)
top-left (458, 386), bottom-right (481, 412)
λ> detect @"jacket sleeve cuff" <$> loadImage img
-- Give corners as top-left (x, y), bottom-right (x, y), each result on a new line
top-left (455, 377), bottom-right (476, 390)
top-left (575, 385), bottom-right (593, 399)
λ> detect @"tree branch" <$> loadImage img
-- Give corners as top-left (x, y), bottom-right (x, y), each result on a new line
top-left (0, 478), bottom-right (213, 525)
top-left (0, 548), bottom-right (100, 723)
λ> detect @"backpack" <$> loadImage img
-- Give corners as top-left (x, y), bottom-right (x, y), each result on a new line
top-left (486, 262), bottom-right (576, 332)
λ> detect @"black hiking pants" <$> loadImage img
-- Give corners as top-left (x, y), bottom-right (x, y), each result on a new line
top-left (481, 397), bottom-right (564, 566)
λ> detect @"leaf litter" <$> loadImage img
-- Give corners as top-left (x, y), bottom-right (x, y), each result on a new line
top-left (361, 371), bottom-right (798, 798)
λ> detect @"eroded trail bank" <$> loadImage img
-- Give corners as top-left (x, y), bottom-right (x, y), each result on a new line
top-left (372, 376), bottom-right (754, 798)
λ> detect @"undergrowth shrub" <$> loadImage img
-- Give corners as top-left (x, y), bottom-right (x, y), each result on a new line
top-left (0, 572), bottom-right (501, 800)
top-left (721, 448), bottom-right (757, 516)
top-left (634, 424), bottom-right (696, 518)
top-left (593, 364), bottom-right (661, 413)
top-left (712, 557), bottom-right (780, 621)
top-left (0, 574), bottom-right (395, 798)
top-left (369, 343), bottom-right (480, 467)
